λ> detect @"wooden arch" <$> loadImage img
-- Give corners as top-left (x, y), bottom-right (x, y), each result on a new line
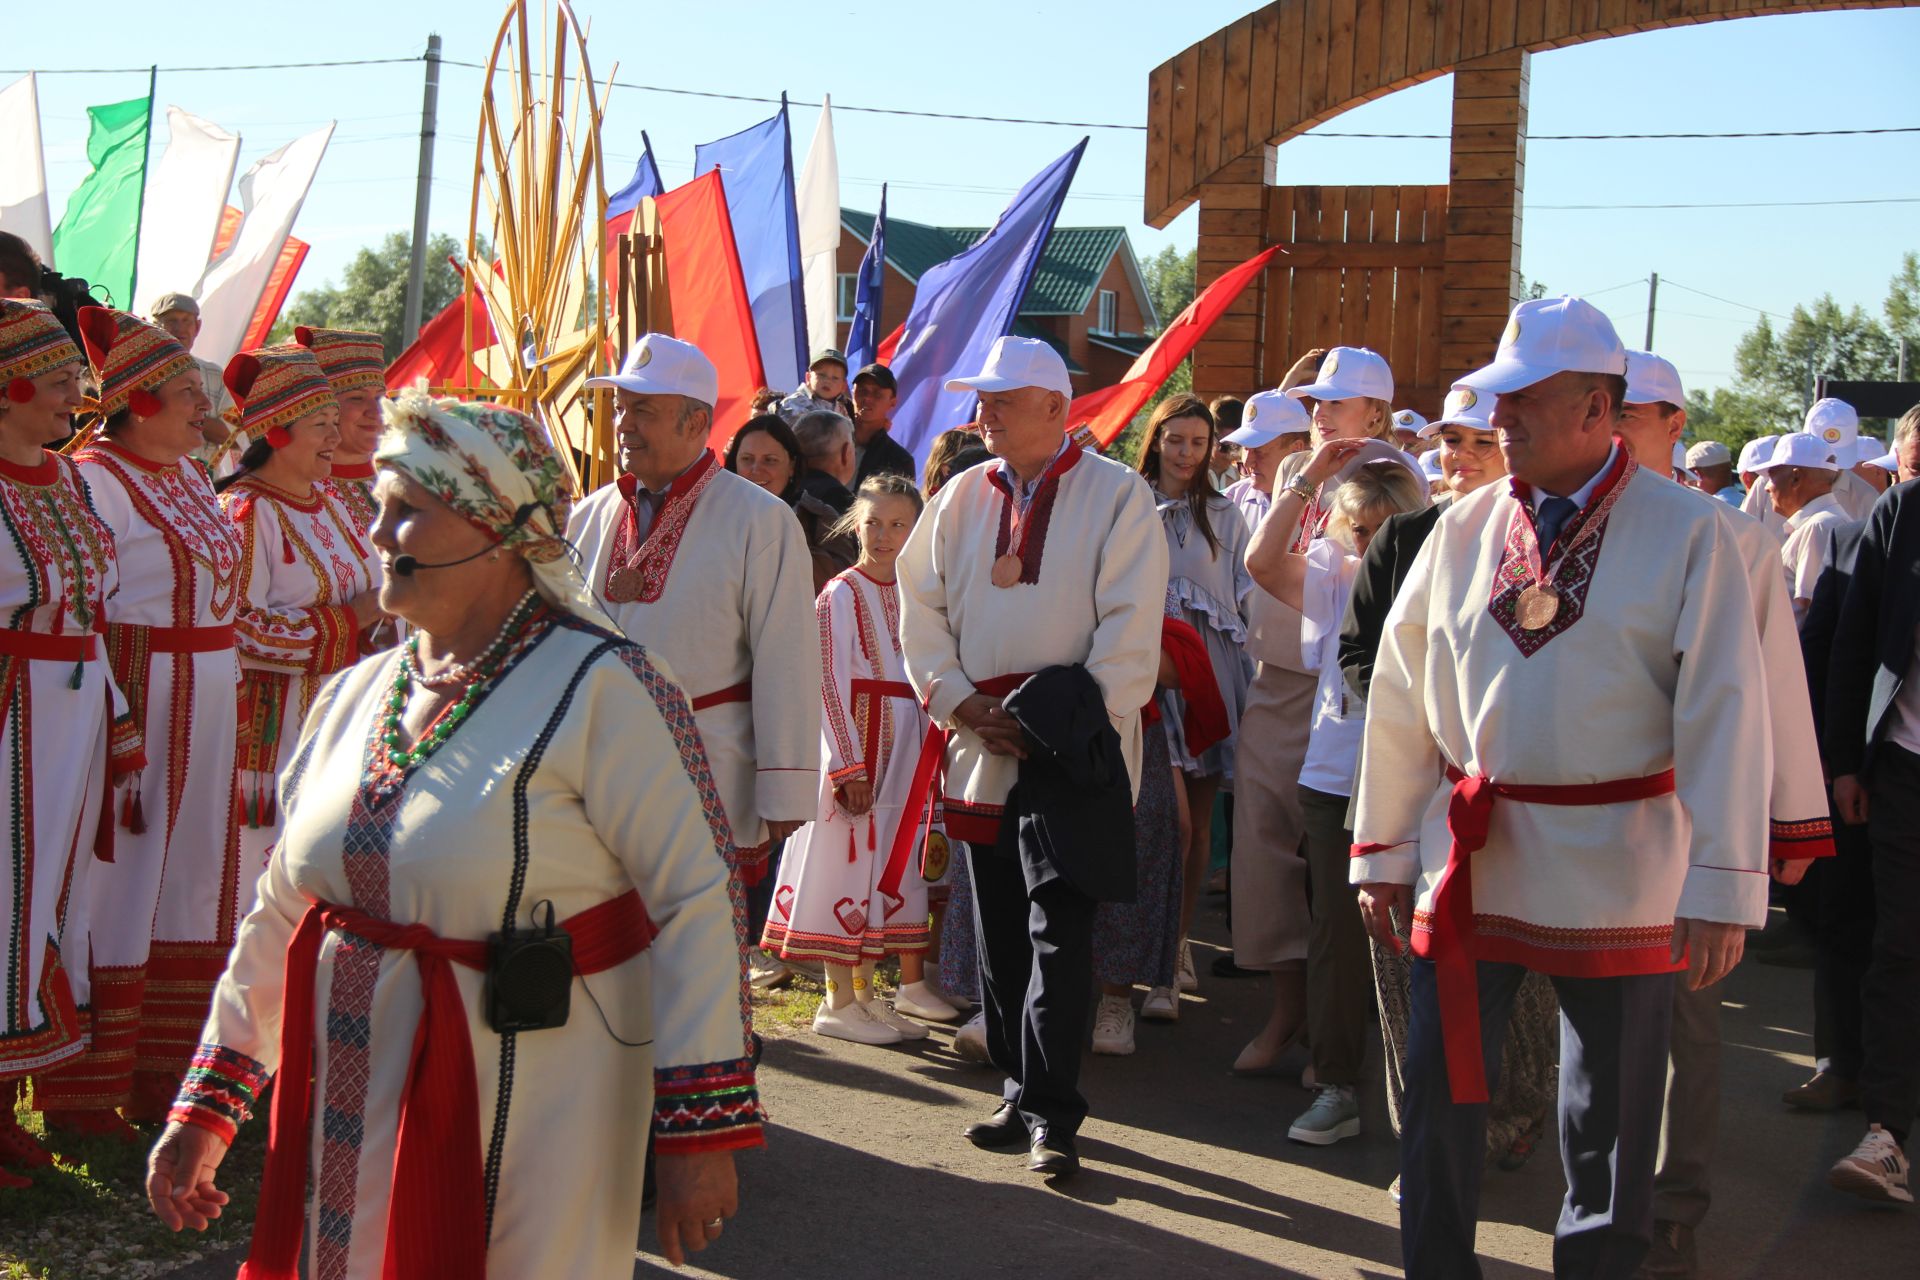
top-left (1147, 0), bottom-right (1913, 409)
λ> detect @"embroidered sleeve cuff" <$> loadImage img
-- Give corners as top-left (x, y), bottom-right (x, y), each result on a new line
top-left (827, 763), bottom-right (869, 786)
top-left (1349, 840), bottom-right (1418, 887)
top-left (168, 1044), bottom-right (272, 1144)
top-left (1770, 816), bottom-right (1836, 861)
top-left (310, 604), bottom-right (359, 675)
top-left (652, 1056), bottom-right (767, 1154)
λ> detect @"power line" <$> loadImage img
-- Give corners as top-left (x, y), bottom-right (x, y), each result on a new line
top-left (1532, 195), bottom-right (1920, 210)
top-left (4, 57), bottom-right (423, 74)
top-left (1299, 125), bottom-right (1920, 140)
top-left (1576, 276), bottom-right (1651, 299)
top-left (1660, 279), bottom-right (1793, 322)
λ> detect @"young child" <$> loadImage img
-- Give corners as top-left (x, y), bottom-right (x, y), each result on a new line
top-left (761, 474), bottom-right (956, 1044)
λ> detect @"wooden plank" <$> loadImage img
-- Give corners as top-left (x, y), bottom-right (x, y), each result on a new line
top-left (1263, 189), bottom-right (1294, 387)
top-left (1461, 0), bottom-right (1490, 59)
top-left (1431, 0), bottom-right (1465, 67)
top-left (1221, 14), bottom-right (1256, 163)
top-left (1339, 186), bottom-right (1373, 344)
top-left (1405, 0), bottom-right (1437, 80)
top-left (1196, 34), bottom-right (1225, 181)
top-left (1439, 287), bottom-right (1516, 318)
top-left (1201, 181), bottom-right (1267, 210)
top-left (1543, 0), bottom-right (1576, 43)
top-left (1257, 240), bottom-right (1448, 269)
top-left (1248, 5), bottom-right (1280, 145)
top-left (1201, 206), bottom-right (1265, 236)
top-left (1454, 96), bottom-right (1523, 127)
top-left (1450, 152), bottom-right (1521, 183)
top-left (1449, 177), bottom-right (1520, 208)
top-left (1272, 0), bottom-right (1307, 140)
top-left (1514, 0), bottom-right (1548, 45)
top-left (1443, 258), bottom-right (1520, 292)
top-left (1146, 60), bottom-right (1173, 225)
top-left (1453, 65), bottom-right (1526, 99)
top-left (1289, 187), bottom-right (1331, 351)
top-left (1326, 0), bottom-right (1357, 110)
top-left (1169, 45), bottom-right (1199, 219)
top-left (1451, 122), bottom-right (1527, 152)
top-left (1388, 185), bottom-right (1427, 385)
top-left (1362, 185), bottom-right (1399, 358)
top-left (1201, 233), bottom-right (1267, 260)
top-left (1352, 0), bottom-right (1383, 101)
top-left (1209, 314), bottom-right (1261, 344)
top-left (1596, 0), bottom-right (1633, 34)
top-left (1311, 188), bottom-right (1347, 343)
top-left (1445, 233), bottom-right (1520, 263)
top-left (1446, 204), bottom-right (1522, 237)
top-left (1487, 0), bottom-right (1520, 52)
top-left (1300, 0), bottom-right (1333, 124)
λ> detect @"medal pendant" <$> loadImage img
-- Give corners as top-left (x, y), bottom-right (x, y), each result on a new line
top-left (991, 554), bottom-right (1023, 588)
top-left (1516, 583), bottom-right (1560, 631)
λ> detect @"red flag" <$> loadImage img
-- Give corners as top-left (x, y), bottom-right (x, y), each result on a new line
top-left (240, 235), bottom-right (307, 351)
top-left (1069, 246), bottom-right (1282, 445)
top-left (386, 287), bottom-right (497, 393)
top-left (875, 322), bottom-right (903, 366)
top-left (654, 171), bottom-right (767, 448)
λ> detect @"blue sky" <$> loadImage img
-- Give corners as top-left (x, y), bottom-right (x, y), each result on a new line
top-left (14, 1), bottom-right (1919, 393)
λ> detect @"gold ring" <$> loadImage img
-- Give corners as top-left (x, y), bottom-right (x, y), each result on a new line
top-left (706, 1217), bottom-right (723, 1230)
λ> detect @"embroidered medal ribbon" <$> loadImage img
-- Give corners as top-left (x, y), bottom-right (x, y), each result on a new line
top-left (605, 450), bottom-right (721, 604)
top-left (985, 442), bottom-right (1082, 587)
top-left (242, 890), bottom-right (657, 1280)
top-left (1509, 452), bottom-right (1635, 633)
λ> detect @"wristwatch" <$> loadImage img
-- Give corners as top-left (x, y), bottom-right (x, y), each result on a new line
top-left (1286, 475), bottom-right (1317, 503)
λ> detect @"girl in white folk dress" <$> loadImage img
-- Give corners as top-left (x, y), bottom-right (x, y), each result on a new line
top-left (762, 475), bottom-right (957, 1045)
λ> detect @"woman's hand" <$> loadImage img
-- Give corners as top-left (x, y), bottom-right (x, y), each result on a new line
top-left (1301, 437), bottom-right (1373, 489)
top-left (655, 1149), bottom-right (739, 1266)
top-left (345, 588), bottom-right (390, 631)
top-left (146, 1121), bottom-right (231, 1232)
top-left (837, 779), bottom-right (874, 817)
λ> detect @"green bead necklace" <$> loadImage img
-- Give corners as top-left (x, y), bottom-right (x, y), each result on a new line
top-left (380, 591), bottom-right (542, 770)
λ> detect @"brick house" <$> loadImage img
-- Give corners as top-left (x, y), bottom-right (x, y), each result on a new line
top-left (832, 209), bottom-right (1158, 392)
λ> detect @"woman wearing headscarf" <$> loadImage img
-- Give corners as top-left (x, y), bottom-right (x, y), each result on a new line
top-left (147, 390), bottom-right (763, 1276)
top-left (0, 301), bottom-right (135, 1184)
top-left (34, 309), bottom-right (243, 1136)
top-left (216, 345), bottom-right (386, 871)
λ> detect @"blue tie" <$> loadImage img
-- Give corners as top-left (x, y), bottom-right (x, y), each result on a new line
top-left (1536, 496), bottom-right (1578, 556)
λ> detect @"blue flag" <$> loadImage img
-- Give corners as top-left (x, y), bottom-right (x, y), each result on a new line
top-left (886, 139), bottom-right (1087, 462)
top-left (694, 99), bottom-right (807, 391)
top-left (844, 184), bottom-right (886, 374)
top-left (609, 131), bottom-right (663, 218)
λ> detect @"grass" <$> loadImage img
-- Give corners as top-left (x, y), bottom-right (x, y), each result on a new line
top-left (748, 953), bottom-right (909, 1037)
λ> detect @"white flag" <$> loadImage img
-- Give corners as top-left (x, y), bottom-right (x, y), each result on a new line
top-left (195, 123), bottom-right (333, 365)
top-left (0, 75), bottom-right (54, 263)
top-left (135, 107), bottom-right (240, 317)
top-left (796, 95), bottom-right (842, 358)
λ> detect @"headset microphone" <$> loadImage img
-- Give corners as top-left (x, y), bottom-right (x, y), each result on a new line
top-left (389, 503), bottom-right (538, 577)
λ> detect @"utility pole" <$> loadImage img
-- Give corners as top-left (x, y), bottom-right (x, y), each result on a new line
top-left (401, 34), bottom-right (442, 349)
top-left (1644, 272), bottom-right (1658, 350)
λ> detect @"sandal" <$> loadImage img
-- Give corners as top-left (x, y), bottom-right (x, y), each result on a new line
top-left (1498, 1121), bottom-right (1544, 1171)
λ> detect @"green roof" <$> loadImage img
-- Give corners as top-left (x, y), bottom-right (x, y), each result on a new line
top-left (841, 211), bottom-right (1146, 324)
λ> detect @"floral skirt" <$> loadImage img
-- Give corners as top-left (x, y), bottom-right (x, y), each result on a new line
top-left (1091, 724), bottom-right (1183, 988)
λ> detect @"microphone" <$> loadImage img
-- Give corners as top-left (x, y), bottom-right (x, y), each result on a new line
top-left (390, 503), bottom-right (539, 577)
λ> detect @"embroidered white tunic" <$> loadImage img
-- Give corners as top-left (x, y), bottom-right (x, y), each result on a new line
top-left (898, 443), bottom-right (1168, 845)
top-left (762, 568), bottom-right (932, 963)
top-left (221, 475), bottom-right (381, 870)
top-left (0, 451), bottom-right (119, 1077)
top-left (568, 457), bottom-right (821, 864)
top-left (58, 442), bottom-right (243, 1103)
top-left (171, 616), bottom-right (762, 1280)
top-left (1350, 455), bottom-right (1774, 974)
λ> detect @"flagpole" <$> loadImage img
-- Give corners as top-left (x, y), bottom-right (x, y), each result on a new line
top-left (126, 64), bottom-right (157, 310)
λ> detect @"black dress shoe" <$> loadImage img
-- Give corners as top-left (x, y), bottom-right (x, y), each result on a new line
top-left (1028, 1125), bottom-right (1079, 1176)
top-left (964, 1102), bottom-right (1029, 1149)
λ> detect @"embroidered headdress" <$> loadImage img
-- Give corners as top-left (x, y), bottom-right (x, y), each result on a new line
top-left (294, 325), bottom-right (386, 395)
top-left (76, 306), bottom-right (197, 418)
top-left (224, 345), bottom-right (336, 443)
top-left (0, 299), bottom-right (83, 399)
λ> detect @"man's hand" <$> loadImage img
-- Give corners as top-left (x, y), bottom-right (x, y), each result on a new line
top-left (654, 1149), bottom-right (739, 1267)
top-left (1671, 917), bottom-right (1745, 990)
top-left (1356, 882), bottom-right (1412, 955)
top-left (146, 1122), bottom-right (231, 1232)
top-left (1833, 774), bottom-right (1869, 826)
top-left (1771, 858), bottom-right (1810, 886)
top-left (836, 779), bottom-right (874, 817)
top-left (953, 693), bottom-right (1028, 759)
top-left (764, 819), bottom-right (804, 842)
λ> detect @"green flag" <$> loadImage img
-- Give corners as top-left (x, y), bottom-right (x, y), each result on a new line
top-left (51, 95), bottom-right (152, 308)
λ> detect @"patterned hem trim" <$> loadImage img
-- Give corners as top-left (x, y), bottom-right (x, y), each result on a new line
top-left (827, 763), bottom-right (869, 786)
top-left (943, 798), bottom-right (1004, 847)
top-left (1771, 816), bottom-right (1836, 860)
top-left (760, 922), bottom-right (932, 965)
top-left (0, 944), bottom-right (86, 1074)
top-left (1412, 911), bottom-right (1686, 978)
top-left (653, 1055), bottom-right (766, 1150)
top-left (168, 1043), bottom-right (271, 1141)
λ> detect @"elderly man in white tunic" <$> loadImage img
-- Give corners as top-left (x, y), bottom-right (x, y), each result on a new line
top-left (568, 335), bottom-right (821, 947)
top-left (1350, 298), bottom-right (1772, 1280)
top-left (899, 336), bottom-right (1167, 1179)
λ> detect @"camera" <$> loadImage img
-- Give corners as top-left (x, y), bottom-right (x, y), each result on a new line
top-left (38, 266), bottom-right (100, 350)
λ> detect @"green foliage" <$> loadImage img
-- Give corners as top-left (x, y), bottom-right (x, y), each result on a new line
top-left (275, 231), bottom-right (471, 358)
top-left (1886, 251), bottom-right (1920, 354)
top-left (1140, 246), bottom-right (1196, 335)
top-left (1731, 299), bottom-right (1897, 430)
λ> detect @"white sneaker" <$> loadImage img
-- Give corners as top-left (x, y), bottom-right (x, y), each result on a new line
top-left (861, 999), bottom-right (930, 1040)
top-left (893, 981), bottom-right (959, 1022)
top-left (1287, 1084), bottom-right (1361, 1146)
top-left (1139, 986), bottom-right (1179, 1022)
top-left (813, 1000), bottom-right (903, 1046)
top-left (953, 1011), bottom-right (992, 1063)
top-left (1092, 996), bottom-right (1136, 1055)
top-left (1176, 942), bottom-right (1199, 994)
top-left (1829, 1124), bottom-right (1913, 1204)
top-left (748, 952), bottom-right (793, 990)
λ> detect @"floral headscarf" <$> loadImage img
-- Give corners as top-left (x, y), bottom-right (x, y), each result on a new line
top-left (376, 384), bottom-right (616, 630)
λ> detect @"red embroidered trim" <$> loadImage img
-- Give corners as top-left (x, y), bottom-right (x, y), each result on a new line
top-left (1490, 452), bottom-right (1637, 657)
top-left (985, 441), bottom-right (1082, 585)
top-left (605, 451), bottom-right (720, 604)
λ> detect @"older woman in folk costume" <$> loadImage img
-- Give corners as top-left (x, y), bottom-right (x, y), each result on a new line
top-left (216, 346), bottom-right (387, 868)
top-left (146, 390), bottom-right (762, 1276)
top-left (33, 310), bottom-right (243, 1138)
top-left (1130, 394), bottom-right (1253, 1017)
top-left (0, 301), bottom-right (139, 1184)
top-left (294, 326), bottom-right (386, 532)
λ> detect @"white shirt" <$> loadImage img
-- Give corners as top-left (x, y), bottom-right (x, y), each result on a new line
top-left (1527, 443), bottom-right (1619, 515)
top-left (1781, 491), bottom-right (1847, 611)
top-left (1889, 626), bottom-right (1920, 756)
top-left (1298, 540), bottom-right (1366, 797)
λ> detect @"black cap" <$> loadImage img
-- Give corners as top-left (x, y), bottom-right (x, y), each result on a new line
top-left (852, 362), bottom-right (896, 391)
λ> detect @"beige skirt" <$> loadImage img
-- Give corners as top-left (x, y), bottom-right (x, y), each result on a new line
top-left (1228, 663), bottom-right (1316, 968)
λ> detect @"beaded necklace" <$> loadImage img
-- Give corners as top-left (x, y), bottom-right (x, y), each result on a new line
top-left (377, 591), bottom-right (545, 774)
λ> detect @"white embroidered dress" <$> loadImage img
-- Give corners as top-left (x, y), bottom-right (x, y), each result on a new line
top-left (762, 568), bottom-right (932, 964)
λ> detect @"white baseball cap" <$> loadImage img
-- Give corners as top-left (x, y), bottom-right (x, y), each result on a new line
top-left (1737, 434), bottom-right (1778, 473)
top-left (1865, 449), bottom-right (1899, 472)
top-left (1685, 440), bottom-right (1731, 469)
top-left (1671, 442), bottom-right (1691, 474)
top-left (1804, 398), bottom-right (1860, 465)
top-left (1285, 346), bottom-right (1394, 403)
top-left (1391, 408), bottom-right (1427, 436)
top-left (585, 333), bottom-right (719, 407)
top-left (1224, 388), bottom-right (1312, 446)
top-left (1625, 351), bottom-right (1685, 408)
top-left (1752, 432), bottom-right (1840, 473)
top-left (1458, 296), bottom-right (1628, 395)
top-left (945, 336), bottom-right (1073, 400)
top-left (1422, 383), bottom-right (1496, 437)
top-left (1419, 450), bottom-right (1446, 483)
top-left (1856, 433), bottom-right (1885, 462)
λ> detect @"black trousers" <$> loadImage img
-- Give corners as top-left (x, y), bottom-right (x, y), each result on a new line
top-left (1402, 958), bottom-right (1675, 1280)
top-left (1814, 809), bottom-right (1876, 1083)
top-left (1862, 744), bottom-right (1920, 1143)
top-left (967, 841), bottom-right (1098, 1137)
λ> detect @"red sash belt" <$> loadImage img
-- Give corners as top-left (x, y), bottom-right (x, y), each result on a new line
top-left (120, 622), bottom-right (236, 653)
top-left (691, 679), bottom-right (752, 712)
top-left (0, 629), bottom-right (97, 661)
top-left (849, 678), bottom-right (919, 884)
top-left (882, 672), bottom-right (1032, 895)
top-left (1431, 763), bottom-right (1677, 1104)
top-left (243, 889), bottom-right (657, 1280)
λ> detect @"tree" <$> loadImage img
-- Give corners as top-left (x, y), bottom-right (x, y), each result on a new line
top-left (1886, 251), bottom-right (1920, 360)
top-left (274, 232), bottom-right (470, 359)
top-left (1140, 246), bottom-right (1196, 335)
top-left (1730, 297), bottom-right (1896, 429)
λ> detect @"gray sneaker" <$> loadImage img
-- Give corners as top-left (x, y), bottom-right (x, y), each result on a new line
top-left (1287, 1084), bottom-right (1360, 1146)
top-left (1633, 1220), bottom-right (1696, 1279)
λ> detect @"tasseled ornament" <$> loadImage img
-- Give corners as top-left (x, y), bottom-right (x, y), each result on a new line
top-left (244, 785), bottom-right (258, 829)
top-left (69, 659), bottom-right (84, 690)
top-left (847, 827), bottom-right (857, 864)
top-left (868, 814), bottom-right (877, 852)
top-left (122, 784), bottom-right (147, 835)
top-left (281, 537), bottom-right (296, 565)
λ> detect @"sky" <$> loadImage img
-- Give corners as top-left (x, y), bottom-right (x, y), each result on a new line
top-left (13, 1), bottom-right (1920, 394)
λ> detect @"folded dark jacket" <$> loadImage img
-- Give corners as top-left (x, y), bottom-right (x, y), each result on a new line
top-left (998, 663), bottom-right (1136, 903)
